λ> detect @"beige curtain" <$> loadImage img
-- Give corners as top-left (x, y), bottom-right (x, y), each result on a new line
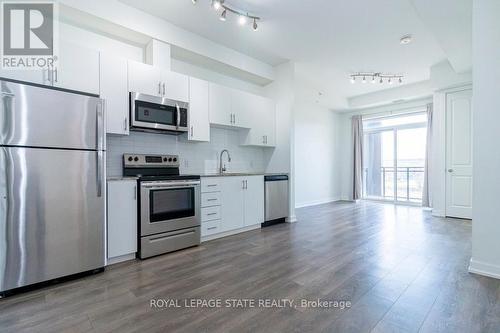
top-left (352, 115), bottom-right (364, 200)
top-left (422, 103), bottom-right (433, 207)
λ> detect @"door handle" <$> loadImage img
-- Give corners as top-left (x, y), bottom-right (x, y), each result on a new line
top-left (162, 82), bottom-right (166, 96)
top-left (96, 150), bottom-right (103, 197)
top-left (176, 104), bottom-right (181, 129)
top-left (448, 169), bottom-right (454, 173)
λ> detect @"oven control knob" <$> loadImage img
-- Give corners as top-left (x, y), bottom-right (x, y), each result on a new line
top-left (128, 156), bottom-right (133, 162)
top-left (134, 157), bottom-right (139, 162)
top-left (173, 157), bottom-right (178, 162)
top-left (163, 157), bottom-right (168, 162)
top-left (168, 157), bottom-right (172, 162)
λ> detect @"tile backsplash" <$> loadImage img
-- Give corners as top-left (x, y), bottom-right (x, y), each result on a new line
top-left (106, 127), bottom-right (269, 177)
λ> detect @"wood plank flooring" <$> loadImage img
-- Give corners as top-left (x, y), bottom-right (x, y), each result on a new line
top-left (1, 201), bottom-right (499, 332)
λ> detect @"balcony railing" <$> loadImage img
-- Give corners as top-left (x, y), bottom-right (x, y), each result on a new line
top-left (364, 166), bottom-right (425, 202)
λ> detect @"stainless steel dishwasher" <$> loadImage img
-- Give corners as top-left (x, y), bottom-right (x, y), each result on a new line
top-left (263, 175), bottom-right (289, 227)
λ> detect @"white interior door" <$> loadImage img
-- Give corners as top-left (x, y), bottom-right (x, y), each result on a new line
top-left (446, 89), bottom-right (473, 219)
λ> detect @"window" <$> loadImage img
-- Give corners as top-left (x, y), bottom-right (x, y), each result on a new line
top-left (363, 112), bottom-right (427, 203)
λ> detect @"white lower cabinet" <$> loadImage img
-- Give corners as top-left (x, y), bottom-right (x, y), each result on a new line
top-left (107, 180), bottom-right (137, 263)
top-left (201, 176), bottom-right (264, 239)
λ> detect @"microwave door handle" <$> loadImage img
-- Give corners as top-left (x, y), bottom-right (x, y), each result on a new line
top-left (176, 104), bottom-right (181, 129)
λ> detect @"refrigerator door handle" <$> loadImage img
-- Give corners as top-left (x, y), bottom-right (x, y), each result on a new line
top-left (96, 101), bottom-right (104, 151)
top-left (96, 150), bottom-right (103, 197)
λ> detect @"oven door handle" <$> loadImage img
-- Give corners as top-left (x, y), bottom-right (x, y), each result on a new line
top-left (141, 181), bottom-right (200, 189)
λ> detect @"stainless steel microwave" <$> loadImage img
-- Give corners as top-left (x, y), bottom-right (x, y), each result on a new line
top-left (130, 92), bottom-right (189, 134)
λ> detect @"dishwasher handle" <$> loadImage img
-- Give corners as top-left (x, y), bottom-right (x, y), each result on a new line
top-left (264, 175), bottom-right (288, 182)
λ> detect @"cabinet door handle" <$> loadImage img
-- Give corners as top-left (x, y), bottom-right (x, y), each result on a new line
top-left (54, 67), bottom-right (58, 83)
top-left (158, 81), bottom-right (162, 95)
top-left (233, 114), bottom-right (236, 124)
top-left (162, 82), bottom-right (166, 96)
top-left (124, 117), bottom-right (128, 131)
top-left (265, 135), bottom-right (268, 144)
top-left (134, 186), bottom-right (137, 200)
top-left (191, 125), bottom-right (194, 138)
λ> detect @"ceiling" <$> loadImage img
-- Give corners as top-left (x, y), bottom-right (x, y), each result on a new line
top-left (118, 0), bottom-right (472, 109)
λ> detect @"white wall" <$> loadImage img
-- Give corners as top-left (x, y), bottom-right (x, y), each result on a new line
top-left (59, 0), bottom-right (275, 82)
top-left (294, 101), bottom-right (341, 208)
top-left (60, 22), bottom-right (143, 61)
top-left (469, 0), bottom-right (500, 279)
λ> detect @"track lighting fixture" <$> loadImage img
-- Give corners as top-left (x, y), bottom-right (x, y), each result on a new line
top-left (349, 72), bottom-right (404, 85)
top-left (220, 9), bottom-right (227, 21)
top-left (192, 0), bottom-right (261, 31)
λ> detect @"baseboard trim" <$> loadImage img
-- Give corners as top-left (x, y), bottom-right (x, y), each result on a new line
top-left (286, 215), bottom-right (297, 223)
top-left (201, 224), bottom-right (261, 242)
top-left (295, 197), bottom-right (341, 209)
top-left (432, 209), bottom-right (445, 217)
top-left (106, 253), bottom-right (136, 266)
top-left (469, 258), bottom-right (500, 279)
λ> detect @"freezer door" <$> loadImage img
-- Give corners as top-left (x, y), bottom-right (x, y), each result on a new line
top-left (0, 147), bottom-right (105, 292)
top-left (0, 80), bottom-right (104, 150)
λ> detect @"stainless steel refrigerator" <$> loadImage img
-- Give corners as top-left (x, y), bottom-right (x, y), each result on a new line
top-left (0, 79), bottom-right (106, 293)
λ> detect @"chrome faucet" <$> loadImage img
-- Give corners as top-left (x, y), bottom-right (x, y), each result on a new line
top-left (219, 149), bottom-right (232, 174)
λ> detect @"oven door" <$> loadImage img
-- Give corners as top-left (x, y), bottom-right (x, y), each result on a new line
top-left (130, 92), bottom-right (188, 132)
top-left (140, 180), bottom-right (200, 236)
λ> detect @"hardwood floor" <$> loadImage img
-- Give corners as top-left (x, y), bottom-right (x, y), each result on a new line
top-left (1, 201), bottom-right (499, 332)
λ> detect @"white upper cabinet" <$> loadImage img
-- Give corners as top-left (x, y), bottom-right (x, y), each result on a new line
top-left (0, 67), bottom-right (46, 85)
top-left (54, 42), bottom-right (100, 94)
top-left (230, 89), bottom-right (254, 129)
top-left (128, 60), bottom-right (162, 97)
top-left (128, 60), bottom-right (188, 101)
top-left (188, 77), bottom-right (210, 142)
top-left (162, 70), bottom-right (189, 102)
top-left (209, 82), bottom-right (233, 126)
top-left (100, 54), bottom-right (129, 135)
top-left (240, 95), bottom-right (276, 147)
top-left (0, 42), bottom-right (99, 94)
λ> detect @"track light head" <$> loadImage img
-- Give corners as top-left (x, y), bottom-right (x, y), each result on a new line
top-left (238, 15), bottom-right (247, 25)
top-left (362, 76), bottom-right (366, 83)
top-left (253, 18), bottom-right (258, 31)
top-left (399, 77), bottom-right (403, 84)
top-left (220, 9), bottom-right (227, 21)
top-left (191, 0), bottom-right (197, 4)
top-left (388, 78), bottom-right (393, 84)
top-left (350, 76), bottom-right (355, 84)
top-left (371, 76), bottom-right (376, 84)
top-left (380, 77), bottom-right (383, 84)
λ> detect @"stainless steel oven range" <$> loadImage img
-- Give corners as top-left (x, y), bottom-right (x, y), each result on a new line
top-left (123, 154), bottom-right (200, 259)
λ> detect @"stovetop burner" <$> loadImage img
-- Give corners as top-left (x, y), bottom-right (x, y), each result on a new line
top-left (122, 153), bottom-right (199, 180)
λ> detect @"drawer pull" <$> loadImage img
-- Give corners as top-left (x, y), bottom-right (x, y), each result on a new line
top-left (207, 212), bottom-right (217, 216)
top-left (207, 198), bottom-right (218, 201)
top-left (207, 184), bottom-right (218, 187)
top-left (207, 227), bottom-right (217, 230)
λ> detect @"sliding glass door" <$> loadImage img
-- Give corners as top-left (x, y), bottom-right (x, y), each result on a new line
top-left (363, 113), bottom-right (427, 204)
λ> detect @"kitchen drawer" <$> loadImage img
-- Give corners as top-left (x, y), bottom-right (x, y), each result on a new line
top-left (201, 206), bottom-right (221, 222)
top-left (201, 192), bottom-right (221, 207)
top-left (201, 178), bottom-right (221, 193)
top-left (201, 219), bottom-right (221, 236)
